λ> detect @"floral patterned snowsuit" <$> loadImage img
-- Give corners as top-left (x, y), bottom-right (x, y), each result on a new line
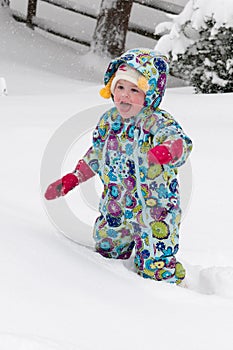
top-left (83, 49), bottom-right (192, 284)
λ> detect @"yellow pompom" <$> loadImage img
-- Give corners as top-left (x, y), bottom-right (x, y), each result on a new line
top-left (99, 74), bottom-right (115, 99)
top-left (99, 86), bottom-right (111, 98)
top-left (137, 76), bottom-right (149, 93)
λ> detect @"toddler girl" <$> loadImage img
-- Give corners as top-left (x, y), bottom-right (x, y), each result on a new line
top-left (45, 48), bottom-right (192, 285)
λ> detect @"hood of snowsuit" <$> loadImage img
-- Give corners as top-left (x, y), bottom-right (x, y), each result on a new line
top-left (103, 48), bottom-right (169, 110)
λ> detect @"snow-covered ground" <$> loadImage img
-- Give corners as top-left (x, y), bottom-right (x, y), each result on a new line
top-left (1, 7), bottom-right (233, 350)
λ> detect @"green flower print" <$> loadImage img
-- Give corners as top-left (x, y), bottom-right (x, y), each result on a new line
top-left (175, 262), bottom-right (186, 280)
top-left (147, 164), bottom-right (163, 180)
top-left (151, 221), bottom-right (169, 240)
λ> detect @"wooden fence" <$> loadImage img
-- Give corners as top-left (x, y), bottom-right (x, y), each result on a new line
top-left (12, 0), bottom-right (183, 46)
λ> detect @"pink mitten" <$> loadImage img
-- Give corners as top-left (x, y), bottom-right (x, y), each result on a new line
top-left (44, 159), bottom-right (95, 200)
top-left (148, 139), bottom-right (183, 165)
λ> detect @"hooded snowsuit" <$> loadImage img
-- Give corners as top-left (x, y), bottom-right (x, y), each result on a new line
top-left (83, 48), bottom-right (192, 284)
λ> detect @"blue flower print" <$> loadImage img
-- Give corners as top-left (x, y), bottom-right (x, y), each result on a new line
top-left (156, 184), bottom-right (169, 199)
top-left (145, 258), bottom-right (156, 271)
top-left (124, 193), bottom-right (136, 208)
top-left (152, 96), bottom-right (161, 109)
top-left (132, 222), bottom-right (142, 233)
top-left (125, 210), bottom-right (133, 219)
top-left (125, 144), bottom-right (133, 156)
top-left (139, 167), bottom-right (147, 182)
top-left (149, 181), bottom-right (157, 191)
top-left (169, 179), bottom-right (178, 193)
top-left (107, 229), bottom-right (118, 238)
top-left (138, 157), bottom-right (143, 166)
top-left (109, 184), bottom-right (120, 199)
top-left (108, 169), bottom-right (117, 181)
top-left (144, 97), bottom-right (150, 107)
top-left (100, 238), bottom-right (113, 251)
top-left (126, 160), bottom-right (135, 175)
top-left (122, 53), bottom-right (135, 61)
top-left (141, 249), bottom-right (150, 259)
top-left (126, 125), bottom-right (135, 140)
top-left (161, 244), bottom-right (179, 258)
top-left (106, 214), bottom-right (121, 227)
top-left (141, 232), bottom-right (148, 239)
top-left (147, 78), bottom-right (157, 96)
top-left (112, 119), bottom-right (123, 133)
top-left (154, 58), bottom-right (167, 73)
top-left (156, 242), bottom-right (166, 251)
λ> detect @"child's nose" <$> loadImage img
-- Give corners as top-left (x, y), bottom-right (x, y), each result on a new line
top-left (121, 89), bottom-right (129, 97)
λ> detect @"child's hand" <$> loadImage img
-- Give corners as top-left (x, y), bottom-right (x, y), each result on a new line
top-left (148, 139), bottom-right (183, 165)
top-left (44, 173), bottom-right (79, 200)
top-left (44, 159), bottom-right (95, 200)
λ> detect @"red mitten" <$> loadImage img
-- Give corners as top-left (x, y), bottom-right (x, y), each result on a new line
top-left (45, 173), bottom-right (79, 200)
top-left (148, 145), bottom-right (172, 164)
top-left (44, 159), bottom-right (95, 200)
top-left (148, 139), bottom-right (183, 165)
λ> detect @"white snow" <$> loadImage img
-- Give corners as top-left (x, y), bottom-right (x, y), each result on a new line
top-left (155, 0), bottom-right (233, 58)
top-left (1, 6), bottom-right (233, 350)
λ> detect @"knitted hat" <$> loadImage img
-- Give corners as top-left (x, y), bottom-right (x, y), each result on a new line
top-left (99, 63), bottom-right (149, 99)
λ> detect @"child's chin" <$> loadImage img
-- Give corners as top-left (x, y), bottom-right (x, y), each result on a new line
top-left (116, 108), bottom-right (133, 119)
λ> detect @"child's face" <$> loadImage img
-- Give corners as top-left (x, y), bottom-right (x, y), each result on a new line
top-left (113, 79), bottom-right (145, 119)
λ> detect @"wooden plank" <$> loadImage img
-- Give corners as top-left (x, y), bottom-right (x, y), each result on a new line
top-left (12, 11), bottom-right (91, 46)
top-left (134, 0), bottom-right (183, 15)
top-left (128, 22), bottom-right (161, 40)
top-left (40, 0), bottom-right (183, 16)
top-left (40, 0), bottom-right (97, 19)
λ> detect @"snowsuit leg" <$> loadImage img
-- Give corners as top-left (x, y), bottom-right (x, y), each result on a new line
top-left (133, 208), bottom-right (186, 284)
top-left (94, 206), bottom-right (185, 284)
top-left (94, 215), bottom-right (135, 259)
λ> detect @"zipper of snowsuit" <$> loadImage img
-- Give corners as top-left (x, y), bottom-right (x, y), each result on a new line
top-left (133, 127), bottom-right (155, 258)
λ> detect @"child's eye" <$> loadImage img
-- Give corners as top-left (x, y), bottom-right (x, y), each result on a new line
top-left (131, 88), bottom-right (140, 93)
top-left (117, 85), bottom-right (124, 90)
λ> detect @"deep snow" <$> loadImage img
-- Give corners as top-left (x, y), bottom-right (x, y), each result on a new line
top-left (1, 7), bottom-right (233, 350)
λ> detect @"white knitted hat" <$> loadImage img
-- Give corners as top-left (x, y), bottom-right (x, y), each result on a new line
top-left (110, 63), bottom-right (148, 95)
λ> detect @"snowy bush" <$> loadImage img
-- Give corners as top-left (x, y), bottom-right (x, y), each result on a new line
top-left (171, 20), bottom-right (233, 93)
top-left (155, 0), bottom-right (233, 93)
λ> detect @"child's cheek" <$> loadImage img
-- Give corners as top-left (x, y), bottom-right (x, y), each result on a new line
top-left (133, 96), bottom-right (144, 108)
top-left (113, 94), bottom-right (120, 103)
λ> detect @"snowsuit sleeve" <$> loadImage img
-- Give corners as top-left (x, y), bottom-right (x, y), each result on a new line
top-left (82, 112), bottom-right (109, 174)
top-left (152, 110), bottom-right (193, 168)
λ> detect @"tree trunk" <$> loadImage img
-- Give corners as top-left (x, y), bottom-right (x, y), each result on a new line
top-left (1, 0), bottom-right (10, 6)
top-left (91, 0), bottom-right (133, 58)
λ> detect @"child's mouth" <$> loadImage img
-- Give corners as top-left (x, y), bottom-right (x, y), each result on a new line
top-left (120, 102), bottom-right (131, 112)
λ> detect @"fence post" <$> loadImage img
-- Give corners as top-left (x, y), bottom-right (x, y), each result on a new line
top-left (26, 0), bottom-right (38, 29)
